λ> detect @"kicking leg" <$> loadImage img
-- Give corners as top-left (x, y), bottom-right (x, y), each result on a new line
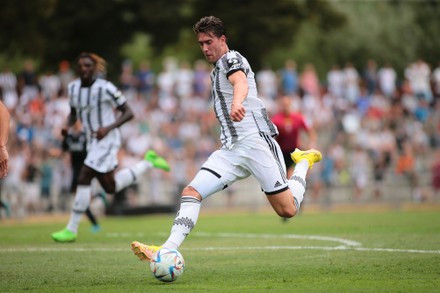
top-left (267, 148), bottom-right (322, 218)
top-left (131, 188), bottom-right (202, 262)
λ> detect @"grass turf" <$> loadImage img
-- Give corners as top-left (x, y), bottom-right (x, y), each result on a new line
top-left (1, 208), bottom-right (439, 292)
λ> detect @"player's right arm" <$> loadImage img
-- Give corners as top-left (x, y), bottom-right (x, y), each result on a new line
top-left (228, 70), bottom-right (248, 122)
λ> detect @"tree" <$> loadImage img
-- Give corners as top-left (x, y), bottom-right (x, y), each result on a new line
top-left (0, 0), bottom-right (188, 73)
top-left (0, 0), bottom-right (345, 75)
top-left (189, 0), bottom-right (345, 70)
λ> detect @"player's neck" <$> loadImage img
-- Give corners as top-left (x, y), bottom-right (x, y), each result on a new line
top-left (81, 78), bottom-right (96, 87)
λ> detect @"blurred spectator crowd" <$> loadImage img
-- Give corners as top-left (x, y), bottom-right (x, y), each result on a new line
top-left (1, 56), bottom-right (440, 219)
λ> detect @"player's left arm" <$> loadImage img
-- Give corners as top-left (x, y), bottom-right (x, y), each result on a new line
top-left (228, 70), bottom-right (248, 122)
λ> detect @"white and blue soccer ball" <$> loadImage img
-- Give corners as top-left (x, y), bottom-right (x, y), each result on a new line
top-left (149, 248), bottom-right (185, 282)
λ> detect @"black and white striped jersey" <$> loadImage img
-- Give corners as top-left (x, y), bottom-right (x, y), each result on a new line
top-left (211, 50), bottom-right (278, 149)
top-left (67, 78), bottom-right (127, 140)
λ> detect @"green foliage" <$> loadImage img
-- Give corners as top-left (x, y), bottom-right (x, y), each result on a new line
top-left (120, 33), bottom-right (154, 69)
top-left (1, 209), bottom-right (440, 292)
top-left (285, 1), bottom-right (440, 78)
top-left (0, 0), bottom-right (344, 74)
top-left (189, 0), bottom-right (345, 70)
top-left (0, 0), bottom-right (439, 76)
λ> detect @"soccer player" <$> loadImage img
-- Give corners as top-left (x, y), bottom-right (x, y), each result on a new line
top-left (51, 53), bottom-right (170, 242)
top-left (0, 101), bottom-right (9, 179)
top-left (131, 16), bottom-right (322, 261)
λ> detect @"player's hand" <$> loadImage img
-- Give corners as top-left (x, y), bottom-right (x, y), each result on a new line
top-left (230, 103), bottom-right (245, 122)
top-left (94, 127), bottom-right (110, 140)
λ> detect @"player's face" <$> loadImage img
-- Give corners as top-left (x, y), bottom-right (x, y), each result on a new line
top-left (77, 57), bottom-right (96, 82)
top-left (197, 32), bottom-right (227, 64)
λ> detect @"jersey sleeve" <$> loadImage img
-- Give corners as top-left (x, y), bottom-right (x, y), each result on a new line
top-left (105, 81), bottom-right (127, 107)
top-left (224, 51), bottom-right (247, 78)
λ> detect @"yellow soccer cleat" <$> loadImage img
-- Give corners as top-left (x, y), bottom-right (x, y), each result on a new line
top-left (131, 241), bottom-right (162, 262)
top-left (291, 148), bottom-right (322, 170)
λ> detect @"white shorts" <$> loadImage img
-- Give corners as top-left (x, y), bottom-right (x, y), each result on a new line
top-left (189, 132), bottom-right (288, 199)
top-left (84, 131), bottom-right (121, 173)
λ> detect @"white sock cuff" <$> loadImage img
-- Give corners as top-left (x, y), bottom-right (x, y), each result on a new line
top-left (181, 196), bottom-right (201, 206)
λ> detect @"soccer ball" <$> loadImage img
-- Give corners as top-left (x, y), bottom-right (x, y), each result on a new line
top-left (149, 248), bottom-right (185, 282)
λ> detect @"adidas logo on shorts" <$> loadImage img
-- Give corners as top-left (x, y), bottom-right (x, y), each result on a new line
top-left (274, 181), bottom-right (282, 188)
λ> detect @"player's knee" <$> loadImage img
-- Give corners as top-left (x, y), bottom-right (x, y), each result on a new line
top-left (181, 186), bottom-right (202, 201)
top-left (276, 206), bottom-right (297, 218)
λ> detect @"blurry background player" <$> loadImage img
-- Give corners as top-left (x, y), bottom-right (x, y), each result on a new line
top-left (271, 95), bottom-right (317, 178)
top-left (51, 52), bottom-right (170, 242)
top-left (61, 119), bottom-right (107, 232)
top-left (131, 16), bottom-right (322, 262)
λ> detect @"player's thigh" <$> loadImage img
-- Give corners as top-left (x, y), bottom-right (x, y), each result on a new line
top-left (246, 135), bottom-right (287, 194)
top-left (77, 164), bottom-right (97, 185)
top-left (96, 171), bottom-right (116, 193)
top-left (188, 149), bottom-right (250, 199)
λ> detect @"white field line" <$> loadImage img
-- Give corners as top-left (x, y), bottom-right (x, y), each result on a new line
top-left (107, 232), bottom-right (362, 247)
top-left (1, 232), bottom-right (439, 254)
top-left (1, 246), bottom-right (440, 254)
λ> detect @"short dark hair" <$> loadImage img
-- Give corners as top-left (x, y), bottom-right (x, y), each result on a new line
top-left (193, 16), bottom-right (226, 38)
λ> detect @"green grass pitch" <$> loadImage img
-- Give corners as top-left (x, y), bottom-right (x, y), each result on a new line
top-left (1, 207), bottom-right (440, 292)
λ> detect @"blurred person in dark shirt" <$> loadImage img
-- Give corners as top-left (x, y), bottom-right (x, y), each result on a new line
top-left (271, 95), bottom-right (317, 178)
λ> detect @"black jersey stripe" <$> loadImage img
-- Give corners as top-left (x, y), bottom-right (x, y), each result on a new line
top-left (97, 87), bottom-right (103, 128)
top-left (86, 87), bottom-right (93, 132)
top-left (77, 85), bottom-right (84, 128)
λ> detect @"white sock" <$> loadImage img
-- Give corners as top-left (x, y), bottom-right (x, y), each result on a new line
top-left (67, 185), bottom-right (91, 233)
top-left (163, 196), bottom-right (201, 250)
top-left (115, 161), bottom-right (152, 192)
top-left (288, 160), bottom-right (309, 210)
